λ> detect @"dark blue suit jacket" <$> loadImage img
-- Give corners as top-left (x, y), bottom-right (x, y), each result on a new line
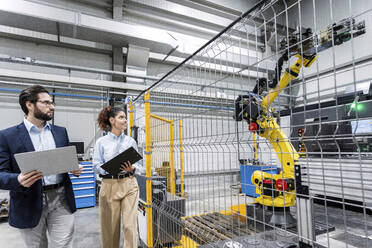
top-left (0, 122), bottom-right (76, 228)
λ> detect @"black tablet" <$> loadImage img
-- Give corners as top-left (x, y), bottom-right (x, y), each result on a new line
top-left (101, 147), bottom-right (142, 175)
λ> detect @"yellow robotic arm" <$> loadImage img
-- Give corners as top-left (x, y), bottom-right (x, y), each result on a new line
top-left (233, 17), bottom-right (365, 225)
top-left (252, 54), bottom-right (316, 207)
top-left (261, 54), bottom-right (316, 108)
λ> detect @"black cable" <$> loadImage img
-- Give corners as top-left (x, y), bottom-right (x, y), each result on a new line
top-left (252, 77), bottom-right (268, 95)
top-left (270, 52), bottom-right (289, 89)
top-left (252, 52), bottom-right (288, 95)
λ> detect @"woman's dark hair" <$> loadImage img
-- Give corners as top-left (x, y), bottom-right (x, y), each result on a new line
top-left (97, 106), bottom-right (125, 130)
top-left (19, 85), bottom-right (50, 115)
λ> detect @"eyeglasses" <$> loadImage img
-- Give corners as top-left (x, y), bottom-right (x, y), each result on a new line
top-left (37, 100), bottom-right (56, 107)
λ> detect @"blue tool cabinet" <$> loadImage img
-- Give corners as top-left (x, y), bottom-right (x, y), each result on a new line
top-left (69, 161), bottom-right (96, 208)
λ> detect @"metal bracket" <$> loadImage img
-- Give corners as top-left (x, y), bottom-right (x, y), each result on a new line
top-left (295, 164), bottom-right (309, 197)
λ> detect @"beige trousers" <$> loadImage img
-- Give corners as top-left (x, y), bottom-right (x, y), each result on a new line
top-left (99, 176), bottom-right (139, 248)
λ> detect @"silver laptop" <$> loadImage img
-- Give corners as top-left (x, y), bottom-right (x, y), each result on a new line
top-left (14, 146), bottom-right (79, 176)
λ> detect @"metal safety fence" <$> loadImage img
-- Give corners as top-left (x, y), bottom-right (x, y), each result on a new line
top-left (130, 0), bottom-right (372, 247)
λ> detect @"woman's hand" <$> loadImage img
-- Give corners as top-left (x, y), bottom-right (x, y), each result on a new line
top-left (120, 161), bottom-right (135, 173)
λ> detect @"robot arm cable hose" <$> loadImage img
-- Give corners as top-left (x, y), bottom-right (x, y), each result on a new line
top-left (261, 55), bottom-right (317, 108)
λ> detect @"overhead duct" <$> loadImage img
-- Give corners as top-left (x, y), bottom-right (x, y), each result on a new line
top-left (0, 0), bottom-right (176, 55)
top-left (125, 44), bottom-right (150, 84)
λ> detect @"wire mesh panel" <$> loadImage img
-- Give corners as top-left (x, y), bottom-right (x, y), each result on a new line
top-left (150, 115), bottom-right (172, 190)
top-left (132, 0), bottom-right (372, 247)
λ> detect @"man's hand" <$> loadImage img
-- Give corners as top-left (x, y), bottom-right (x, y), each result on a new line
top-left (18, 170), bottom-right (43, 188)
top-left (71, 165), bottom-right (83, 177)
top-left (120, 161), bottom-right (135, 173)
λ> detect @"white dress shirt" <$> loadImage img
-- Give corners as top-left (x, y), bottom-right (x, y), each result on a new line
top-left (93, 132), bottom-right (142, 175)
top-left (23, 118), bottom-right (64, 185)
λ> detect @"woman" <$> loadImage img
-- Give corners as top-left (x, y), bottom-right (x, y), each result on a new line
top-left (93, 106), bottom-right (139, 248)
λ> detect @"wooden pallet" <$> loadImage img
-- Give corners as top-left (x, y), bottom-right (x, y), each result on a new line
top-left (182, 212), bottom-right (251, 245)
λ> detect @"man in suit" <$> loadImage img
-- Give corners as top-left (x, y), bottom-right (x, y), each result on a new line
top-left (0, 85), bottom-right (82, 247)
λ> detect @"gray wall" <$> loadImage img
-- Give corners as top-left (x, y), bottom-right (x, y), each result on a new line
top-left (0, 85), bottom-right (105, 155)
top-left (0, 36), bottom-right (111, 152)
top-left (0, 37), bottom-right (112, 80)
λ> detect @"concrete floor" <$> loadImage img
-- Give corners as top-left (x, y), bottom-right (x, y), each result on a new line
top-left (0, 206), bottom-right (102, 248)
top-left (1, 204), bottom-right (370, 248)
top-left (0, 178), bottom-right (371, 248)
top-left (314, 205), bottom-right (372, 248)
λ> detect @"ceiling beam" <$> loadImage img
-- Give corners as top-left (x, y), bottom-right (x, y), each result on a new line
top-left (168, 0), bottom-right (295, 35)
top-left (167, 0), bottom-right (239, 20)
top-left (123, 0), bottom-right (263, 44)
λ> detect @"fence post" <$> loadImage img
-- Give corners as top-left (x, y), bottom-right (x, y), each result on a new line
top-left (179, 120), bottom-right (184, 197)
top-left (170, 119), bottom-right (175, 194)
top-left (144, 91), bottom-right (153, 247)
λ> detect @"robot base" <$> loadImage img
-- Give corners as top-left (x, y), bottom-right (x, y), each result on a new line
top-left (268, 206), bottom-right (297, 228)
top-left (246, 204), bottom-right (297, 230)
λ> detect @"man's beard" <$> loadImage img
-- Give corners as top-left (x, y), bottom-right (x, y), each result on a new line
top-left (34, 106), bottom-right (53, 121)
